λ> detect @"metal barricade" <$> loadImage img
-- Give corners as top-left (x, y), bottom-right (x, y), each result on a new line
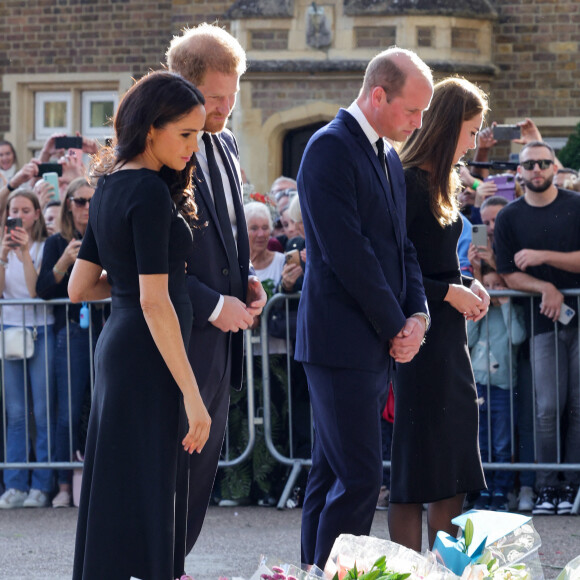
top-left (0, 298), bottom-right (104, 474)
top-left (259, 290), bottom-right (580, 512)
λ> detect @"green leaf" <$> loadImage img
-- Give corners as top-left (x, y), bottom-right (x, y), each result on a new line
top-left (487, 558), bottom-right (497, 571)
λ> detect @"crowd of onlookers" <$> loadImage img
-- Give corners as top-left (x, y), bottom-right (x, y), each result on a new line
top-left (1, 114), bottom-right (579, 515)
top-left (0, 135), bottom-right (106, 510)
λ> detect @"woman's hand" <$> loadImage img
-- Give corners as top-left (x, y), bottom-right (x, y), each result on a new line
top-left (444, 283), bottom-right (486, 320)
top-left (182, 391), bottom-right (211, 454)
top-left (7, 226), bottom-right (30, 262)
top-left (474, 180), bottom-right (497, 207)
top-left (33, 178), bottom-right (57, 209)
top-left (61, 239), bottom-right (82, 268)
top-left (467, 242), bottom-right (482, 270)
top-left (469, 279), bottom-right (491, 321)
top-left (281, 262), bottom-right (303, 291)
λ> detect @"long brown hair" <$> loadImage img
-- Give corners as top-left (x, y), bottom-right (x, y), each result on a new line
top-left (6, 188), bottom-right (48, 243)
top-left (60, 177), bottom-right (94, 242)
top-left (400, 77), bottom-right (488, 226)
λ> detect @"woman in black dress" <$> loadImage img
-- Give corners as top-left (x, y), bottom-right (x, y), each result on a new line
top-left (69, 71), bottom-right (211, 580)
top-left (388, 78), bottom-right (490, 551)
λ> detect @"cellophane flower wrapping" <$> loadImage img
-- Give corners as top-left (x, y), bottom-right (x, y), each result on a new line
top-left (555, 554), bottom-right (580, 580)
top-left (248, 556), bottom-right (324, 580)
top-left (324, 534), bottom-right (457, 580)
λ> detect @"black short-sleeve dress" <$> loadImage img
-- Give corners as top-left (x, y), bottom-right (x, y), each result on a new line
top-left (390, 167), bottom-right (485, 504)
top-left (73, 169), bottom-right (194, 580)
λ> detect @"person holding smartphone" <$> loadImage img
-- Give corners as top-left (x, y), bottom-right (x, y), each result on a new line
top-left (36, 177), bottom-right (99, 508)
top-left (0, 189), bottom-right (55, 510)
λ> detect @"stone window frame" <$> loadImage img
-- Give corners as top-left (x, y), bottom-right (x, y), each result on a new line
top-left (2, 73), bottom-right (132, 160)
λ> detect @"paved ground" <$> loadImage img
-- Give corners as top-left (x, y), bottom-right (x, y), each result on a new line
top-left (0, 506), bottom-right (578, 579)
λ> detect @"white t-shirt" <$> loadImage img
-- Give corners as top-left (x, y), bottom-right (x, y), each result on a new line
top-left (2, 240), bottom-right (54, 327)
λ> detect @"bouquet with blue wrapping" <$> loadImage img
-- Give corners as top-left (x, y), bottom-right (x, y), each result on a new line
top-left (432, 510), bottom-right (543, 580)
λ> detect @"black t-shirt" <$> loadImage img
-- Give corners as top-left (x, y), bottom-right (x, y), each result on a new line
top-left (494, 188), bottom-right (580, 335)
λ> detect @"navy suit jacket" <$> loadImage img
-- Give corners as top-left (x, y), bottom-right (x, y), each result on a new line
top-left (295, 108), bottom-right (428, 372)
top-left (185, 129), bottom-right (250, 391)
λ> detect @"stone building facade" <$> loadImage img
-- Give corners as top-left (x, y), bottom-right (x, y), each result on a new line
top-left (0, 0), bottom-right (578, 194)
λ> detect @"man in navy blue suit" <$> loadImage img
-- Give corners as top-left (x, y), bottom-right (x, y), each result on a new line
top-left (296, 48), bottom-right (434, 570)
top-left (167, 24), bottom-right (267, 556)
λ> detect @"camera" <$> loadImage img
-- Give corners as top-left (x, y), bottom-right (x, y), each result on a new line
top-left (492, 125), bottom-right (521, 141)
top-left (37, 163), bottom-right (63, 177)
top-left (54, 136), bottom-right (83, 150)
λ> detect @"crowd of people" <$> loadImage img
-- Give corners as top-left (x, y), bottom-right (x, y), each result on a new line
top-left (0, 22), bottom-right (579, 580)
top-left (0, 135), bottom-right (109, 510)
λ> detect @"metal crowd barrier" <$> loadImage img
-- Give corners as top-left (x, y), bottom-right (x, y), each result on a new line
top-left (259, 290), bottom-right (580, 512)
top-left (0, 298), bottom-right (104, 472)
top-left (2, 292), bottom-right (580, 515)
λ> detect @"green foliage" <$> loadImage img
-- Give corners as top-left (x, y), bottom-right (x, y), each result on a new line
top-left (331, 555), bottom-right (412, 580)
top-left (558, 122), bottom-right (580, 170)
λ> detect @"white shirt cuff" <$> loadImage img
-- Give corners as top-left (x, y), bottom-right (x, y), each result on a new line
top-left (208, 294), bottom-right (225, 322)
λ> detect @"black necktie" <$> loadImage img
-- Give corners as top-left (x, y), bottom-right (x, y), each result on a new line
top-left (376, 138), bottom-right (387, 175)
top-left (202, 132), bottom-right (243, 296)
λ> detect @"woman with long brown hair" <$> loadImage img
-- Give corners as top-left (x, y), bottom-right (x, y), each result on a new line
top-left (389, 77), bottom-right (490, 551)
top-left (36, 177), bottom-right (98, 508)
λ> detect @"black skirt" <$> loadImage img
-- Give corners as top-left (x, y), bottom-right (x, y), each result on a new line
top-left (390, 298), bottom-right (485, 504)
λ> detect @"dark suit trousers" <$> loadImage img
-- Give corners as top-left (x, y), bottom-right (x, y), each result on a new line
top-left (173, 330), bottom-right (233, 562)
top-left (301, 362), bottom-right (389, 569)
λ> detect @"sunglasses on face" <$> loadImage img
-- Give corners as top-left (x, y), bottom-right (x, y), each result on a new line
top-left (520, 159), bottom-right (554, 171)
top-left (70, 197), bottom-right (92, 207)
top-left (273, 188), bottom-right (298, 202)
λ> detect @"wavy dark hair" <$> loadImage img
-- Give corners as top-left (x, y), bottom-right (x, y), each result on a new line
top-left (400, 77), bottom-right (488, 226)
top-left (90, 70), bottom-right (205, 223)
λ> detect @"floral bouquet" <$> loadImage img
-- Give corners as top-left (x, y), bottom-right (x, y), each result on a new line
top-left (324, 534), bottom-right (455, 580)
top-left (433, 510), bottom-right (543, 580)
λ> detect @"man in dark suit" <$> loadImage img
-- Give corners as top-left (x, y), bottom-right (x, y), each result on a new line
top-left (296, 48), bottom-right (434, 570)
top-left (166, 23), bottom-right (266, 555)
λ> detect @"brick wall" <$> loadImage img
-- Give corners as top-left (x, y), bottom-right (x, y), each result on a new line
top-left (0, 0), bottom-right (236, 136)
top-left (490, 0), bottom-right (580, 123)
top-left (250, 30), bottom-right (289, 51)
top-left (252, 78), bottom-right (362, 124)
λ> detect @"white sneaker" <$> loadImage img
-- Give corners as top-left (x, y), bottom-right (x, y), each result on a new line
top-left (518, 486), bottom-right (536, 512)
top-left (0, 488), bottom-right (28, 509)
top-left (23, 489), bottom-right (50, 508)
top-left (52, 489), bottom-right (72, 508)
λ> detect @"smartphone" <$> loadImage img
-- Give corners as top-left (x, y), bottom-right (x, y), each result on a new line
top-left (558, 303), bottom-right (576, 325)
top-left (471, 224), bottom-right (488, 248)
top-left (5, 217), bottom-right (22, 248)
top-left (484, 174), bottom-right (516, 201)
top-left (492, 125), bottom-right (521, 141)
top-left (54, 135), bottom-right (83, 150)
top-left (37, 162), bottom-right (63, 177)
top-left (284, 249), bottom-right (300, 266)
top-left (42, 172), bottom-right (60, 202)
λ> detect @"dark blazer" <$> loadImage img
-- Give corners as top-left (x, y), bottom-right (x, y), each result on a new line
top-left (185, 129), bottom-right (250, 391)
top-left (295, 108), bottom-right (428, 372)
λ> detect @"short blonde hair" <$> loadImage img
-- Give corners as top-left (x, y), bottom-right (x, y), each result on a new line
top-left (166, 23), bottom-right (247, 85)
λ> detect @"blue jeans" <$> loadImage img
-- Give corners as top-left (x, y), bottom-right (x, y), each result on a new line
top-left (2, 325), bottom-right (55, 492)
top-left (477, 382), bottom-right (515, 494)
top-left (532, 328), bottom-right (580, 488)
top-left (54, 323), bottom-right (93, 485)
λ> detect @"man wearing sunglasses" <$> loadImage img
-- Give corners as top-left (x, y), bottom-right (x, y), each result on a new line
top-left (494, 140), bottom-right (580, 517)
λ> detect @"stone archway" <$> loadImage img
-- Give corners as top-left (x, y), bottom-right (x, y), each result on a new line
top-left (250, 101), bottom-right (340, 194)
